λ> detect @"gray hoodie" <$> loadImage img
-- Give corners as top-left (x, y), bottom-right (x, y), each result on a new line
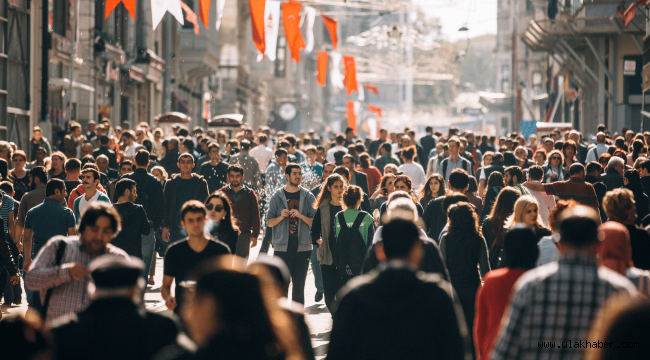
top-left (268, 186), bottom-right (317, 252)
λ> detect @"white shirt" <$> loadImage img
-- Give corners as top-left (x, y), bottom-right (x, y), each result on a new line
top-left (524, 181), bottom-right (556, 227)
top-left (326, 145), bottom-right (348, 163)
top-left (123, 142), bottom-right (140, 158)
top-left (585, 143), bottom-right (609, 164)
top-left (399, 163), bottom-right (427, 192)
top-left (249, 145), bottom-right (274, 172)
top-left (78, 191), bottom-right (102, 218)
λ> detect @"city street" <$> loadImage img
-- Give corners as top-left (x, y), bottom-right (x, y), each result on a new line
top-left (0, 236), bottom-right (332, 359)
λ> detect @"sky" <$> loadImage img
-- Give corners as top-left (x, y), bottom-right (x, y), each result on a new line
top-left (413, 0), bottom-right (497, 41)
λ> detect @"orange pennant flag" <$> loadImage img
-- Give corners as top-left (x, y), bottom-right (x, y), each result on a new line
top-left (364, 84), bottom-right (379, 95)
top-left (343, 56), bottom-right (358, 97)
top-left (624, 4), bottom-right (637, 26)
top-left (180, 1), bottom-right (200, 35)
top-left (283, 0), bottom-right (305, 62)
top-left (321, 14), bottom-right (338, 50)
top-left (347, 101), bottom-right (357, 134)
top-left (317, 51), bottom-right (328, 87)
top-left (250, 0), bottom-right (266, 57)
top-left (199, 0), bottom-right (210, 28)
top-left (105, 0), bottom-right (136, 20)
top-left (367, 104), bottom-right (382, 118)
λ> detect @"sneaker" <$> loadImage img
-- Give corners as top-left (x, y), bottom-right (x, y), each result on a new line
top-left (315, 291), bottom-right (323, 302)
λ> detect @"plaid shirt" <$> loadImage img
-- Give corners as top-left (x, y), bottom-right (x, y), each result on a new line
top-left (491, 253), bottom-right (636, 360)
top-left (24, 236), bottom-right (128, 325)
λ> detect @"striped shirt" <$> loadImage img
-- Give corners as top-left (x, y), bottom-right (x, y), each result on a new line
top-left (24, 236), bottom-right (128, 325)
top-left (0, 192), bottom-right (13, 236)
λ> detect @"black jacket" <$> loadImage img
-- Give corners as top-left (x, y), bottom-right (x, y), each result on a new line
top-left (160, 148), bottom-right (181, 175)
top-left (162, 173), bottom-right (210, 229)
top-left (420, 134), bottom-right (437, 162)
top-left (327, 265), bottom-right (470, 360)
top-left (577, 143), bottom-right (589, 164)
top-left (585, 174), bottom-right (608, 222)
top-left (481, 186), bottom-right (503, 220)
top-left (423, 196), bottom-right (448, 242)
top-left (52, 298), bottom-right (179, 360)
top-left (351, 170), bottom-right (370, 197)
top-left (641, 176), bottom-right (650, 200)
top-left (93, 146), bottom-right (118, 169)
top-left (123, 168), bottom-right (166, 228)
top-left (600, 169), bottom-right (624, 192)
top-left (481, 162), bottom-right (505, 181)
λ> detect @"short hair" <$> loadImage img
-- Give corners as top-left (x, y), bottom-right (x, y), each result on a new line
top-left (528, 165), bottom-right (544, 180)
top-left (333, 166), bottom-right (350, 180)
top-left (607, 157), bottom-right (624, 171)
top-left (45, 179), bottom-right (65, 197)
top-left (283, 134), bottom-right (297, 147)
top-left (277, 140), bottom-right (290, 149)
top-left (502, 225), bottom-right (539, 269)
top-left (342, 154), bottom-right (355, 164)
top-left (99, 135), bottom-right (109, 145)
top-left (442, 192), bottom-right (469, 215)
top-left (69, 122), bottom-right (81, 131)
top-left (381, 219), bottom-right (420, 259)
top-left (335, 134), bottom-right (345, 144)
top-left (65, 158), bottom-right (82, 172)
top-left (258, 134), bottom-right (268, 143)
top-left (505, 166), bottom-right (523, 183)
top-left (134, 150), bottom-right (150, 167)
top-left (12, 150), bottom-right (26, 161)
top-left (181, 200), bottom-right (207, 221)
top-left (568, 163), bottom-right (585, 176)
top-left (585, 161), bottom-right (602, 175)
top-left (78, 202), bottom-right (121, 236)
top-left (240, 139), bottom-right (251, 151)
top-left (208, 142), bottom-right (220, 151)
top-left (381, 142), bottom-right (392, 153)
top-left (492, 153), bottom-right (504, 162)
top-left (142, 139), bottom-right (153, 152)
top-left (227, 164), bottom-right (244, 175)
top-left (119, 160), bottom-right (134, 170)
top-left (81, 167), bottom-right (100, 182)
top-left (603, 188), bottom-right (636, 223)
top-left (285, 163), bottom-right (301, 175)
top-left (115, 178), bottom-right (136, 198)
top-left (467, 176), bottom-right (478, 193)
top-left (275, 148), bottom-right (287, 158)
top-left (334, 150), bottom-right (346, 162)
top-left (639, 159), bottom-right (650, 173)
top-left (558, 206), bottom-right (601, 246)
top-left (182, 138), bottom-right (195, 151)
top-left (29, 166), bottom-right (47, 185)
top-left (401, 146), bottom-right (416, 161)
top-left (448, 169), bottom-right (469, 190)
top-left (177, 153), bottom-right (194, 163)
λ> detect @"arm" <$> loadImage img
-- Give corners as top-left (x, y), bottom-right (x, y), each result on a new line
top-left (478, 179), bottom-right (486, 198)
top-left (478, 237), bottom-right (491, 277)
top-left (0, 221), bottom-right (17, 276)
top-left (311, 208), bottom-right (322, 246)
top-left (161, 275), bottom-right (176, 310)
top-left (521, 181), bottom-right (544, 192)
top-left (23, 228), bottom-right (34, 270)
top-left (24, 240), bottom-right (83, 291)
top-left (250, 192), bottom-right (261, 239)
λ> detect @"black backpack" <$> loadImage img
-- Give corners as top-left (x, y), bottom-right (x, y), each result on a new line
top-left (335, 212), bottom-right (368, 277)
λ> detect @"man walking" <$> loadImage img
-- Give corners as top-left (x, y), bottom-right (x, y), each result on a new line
top-left (504, 166), bottom-right (529, 195)
top-left (24, 203), bottom-right (128, 324)
top-left (93, 135), bottom-right (118, 169)
top-left (110, 179), bottom-right (150, 261)
top-left (73, 167), bottom-right (111, 221)
top-left (525, 166), bottom-right (556, 227)
top-left (218, 164), bottom-right (261, 258)
top-left (159, 138), bottom-right (181, 175)
top-left (199, 142), bottom-right (229, 193)
top-left (229, 140), bottom-right (261, 189)
top-left (162, 201), bottom-right (230, 313)
top-left (249, 134), bottom-right (273, 172)
top-left (524, 163), bottom-right (600, 210)
top-left (491, 206), bottom-right (636, 360)
top-left (439, 137), bottom-right (473, 182)
top-left (162, 154), bottom-right (209, 244)
top-left (374, 143), bottom-right (400, 175)
top-left (15, 167), bottom-right (51, 248)
top-left (267, 163), bottom-right (317, 304)
top-left (343, 154), bottom-right (369, 196)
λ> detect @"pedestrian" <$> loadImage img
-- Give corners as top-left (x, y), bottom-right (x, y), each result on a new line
top-left (161, 153), bottom-right (209, 245)
top-left (537, 199), bottom-right (579, 266)
top-left (15, 167), bottom-right (49, 269)
top-left (67, 164), bottom-right (109, 210)
top-left (29, 126), bottom-right (52, 161)
top-left (464, 176), bottom-right (483, 217)
top-left (110, 179), bottom-right (150, 262)
top-left (422, 169), bottom-right (470, 241)
top-left (26, 146), bottom-right (47, 170)
top-left (378, 175), bottom-right (422, 221)
top-left (326, 134), bottom-right (348, 163)
top-left (481, 188), bottom-right (520, 270)
top-left (439, 137), bottom-right (474, 182)
top-left (438, 202), bottom-right (490, 344)
top-left (9, 150), bottom-right (29, 201)
top-left (218, 164), bottom-right (261, 258)
top-left (205, 192), bottom-right (239, 252)
top-left (161, 200), bottom-right (231, 314)
top-left (505, 196), bottom-right (551, 242)
top-left (524, 165), bottom-right (556, 226)
top-left (600, 156), bottom-right (625, 191)
top-left (480, 172), bottom-right (505, 220)
top-left (24, 202), bottom-right (128, 324)
top-left (623, 169), bottom-right (650, 223)
top-left (63, 122), bottom-right (86, 159)
top-left (0, 213), bottom-right (19, 306)
top-left (229, 140), bottom-right (261, 189)
top-left (267, 163), bottom-right (317, 304)
top-left (73, 167), bottom-right (111, 221)
top-left (504, 166), bottom-right (528, 195)
top-left (159, 138), bottom-right (181, 175)
top-left (542, 149), bottom-right (567, 183)
top-left (418, 174), bottom-right (445, 209)
top-left (342, 154), bottom-right (369, 197)
top-left (602, 188), bottom-right (650, 270)
top-left (266, 149), bottom-right (289, 189)
top-left (375, 142), bottom-right (400, 175)
top-left (398, 146), bottom-right (426, 192)
top-left (357, 152), bottom-right (381, 193)
top-left (249, 134), bottom-right (274, 172)
top-left (491, 206), bottom-right (637, 360)
top-left (199, 142), bottom-right (229, 194)
top-left (369, 173), bottom-right (395, 213)
top-left (474, 225), bottom-right (539, 360)
top-left (50, 255), bottom-right (180, 360)
top-left (93, 135), bottom-right (119, 170)
top-left (524, 163), bottom-right (600, 209)
top-left (326, 219), bottom-right (470, 360)
top-left (47, 152), bottom-right (67, 181)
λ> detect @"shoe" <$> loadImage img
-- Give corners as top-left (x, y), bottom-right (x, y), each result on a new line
top-left (315, 292), bottom-right (323, 302)
top-left (148, 277), bottom-right (155, 286)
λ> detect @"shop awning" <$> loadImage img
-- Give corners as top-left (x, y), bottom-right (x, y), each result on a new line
top-left (49, 78), bottom-right (95, 93)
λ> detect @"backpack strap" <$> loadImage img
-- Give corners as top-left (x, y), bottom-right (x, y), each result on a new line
top-left (41, 240), bottom-right (68, 318)
top-left (337, 213), bottom-right (349, 231)
top-left (351, 212), bottom-right (366, 230)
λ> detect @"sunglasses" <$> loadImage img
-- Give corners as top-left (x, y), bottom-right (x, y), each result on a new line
top-left (205, 204), bottom-right (224, 212)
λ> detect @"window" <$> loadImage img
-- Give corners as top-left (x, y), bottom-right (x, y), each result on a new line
top-left (526, 0), bottom-right (534, 12)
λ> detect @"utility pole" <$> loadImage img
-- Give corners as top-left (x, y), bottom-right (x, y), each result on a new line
top-left (512, 3), bottom-right (520, 133)
top-left (163, 14), bottom-right (172, 112)
top-left (40, 0), bottom-right (49, 122)
top-left (68, 0), bottom-right (79, 121)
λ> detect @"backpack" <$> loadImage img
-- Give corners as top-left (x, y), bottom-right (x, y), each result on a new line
top-left (335, 212), bottom-right (368, 277)
top-left (441, 157), bottom-right (471, 180)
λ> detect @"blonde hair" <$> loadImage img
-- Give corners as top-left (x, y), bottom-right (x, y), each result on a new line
top-left (603, 188), bottom-right (636, 223)
top-left (506, 195), bottom-right (545, 230)
top-left (150, 165), bottom-right (168, 180)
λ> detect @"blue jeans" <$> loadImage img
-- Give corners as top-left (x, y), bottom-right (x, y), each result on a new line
top-left (311, 247), bottom-right (323, 293)
top-left (141, 227), bottom-right (155, 279)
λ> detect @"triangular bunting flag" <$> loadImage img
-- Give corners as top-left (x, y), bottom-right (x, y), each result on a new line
top-left (367, 104), bottom-right (382, 118)
top-left (106, 0), bottom-right (136, 19)
top-left (180, 1), bottom-right (200, 35)
top-left (343, 56), bottom-right (359, 96)
top-left (198, 0), bottom-right (210, 28)
top-left (624, 3), bottom-right (637, 26)
top-left (322, 14), bottom-right (338, 49)
top-left (264, 1), bottom-right (281, 61)
top-left (250, 0), bottom-right (266, 58)
top-left (215, 0), bottom-right (226, 30)
top-left (283, 0), bottom-right (306, 62)
top-left (347, 101), bottom-right (357, 134)
top-left (151, 0), bottom-right (185, 29)
top-left (304, 6), bottom-right (316, 52)
top-left (317, 51), bottom-right (328, 87)
top-left (364, 84), bottom-right (379, 94)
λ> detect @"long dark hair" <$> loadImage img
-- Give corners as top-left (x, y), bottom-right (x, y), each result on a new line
top-left (394, 175), bottom-right (419, 204)
top-left (487, 171), bottom-right (505, 189)
top-left (419, 174), bottom-right (446, 200)
top-left (487, 187), bottom-right (521, 251)
top-left (445, 202), bottom-right (483, 279)
top-left (631, 140), bottom-right (645, 163)
top-left (314, 174), bottom-right (346, 208)
top-left (624, 169), bottom-right (644, 195)
top-left (205, 192), bottom-right (240, 236)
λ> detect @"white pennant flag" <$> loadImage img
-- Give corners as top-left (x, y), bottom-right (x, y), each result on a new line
top-left (264, 0), bottom-right (281, 61)
top-left (330, 52), bottom-right (344, 89)
top-left (358, 83), bottom-right (365, 101)
top-left (151, 0), bottom-right (184, 30)
top-left (215, 0), bottom-right (226, 30)
top-left (304, 6), bottom-right (316, 52)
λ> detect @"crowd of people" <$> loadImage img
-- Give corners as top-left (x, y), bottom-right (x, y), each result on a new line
top-left (0, 120), bottom-right (649, 360)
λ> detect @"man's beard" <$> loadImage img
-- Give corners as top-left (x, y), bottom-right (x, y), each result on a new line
top-left (231, 181), bottom-right (240, 187)
top-left (290, 179), bottom-right (301, 187)
top-left (507, 179), bottom-right (514, 186)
